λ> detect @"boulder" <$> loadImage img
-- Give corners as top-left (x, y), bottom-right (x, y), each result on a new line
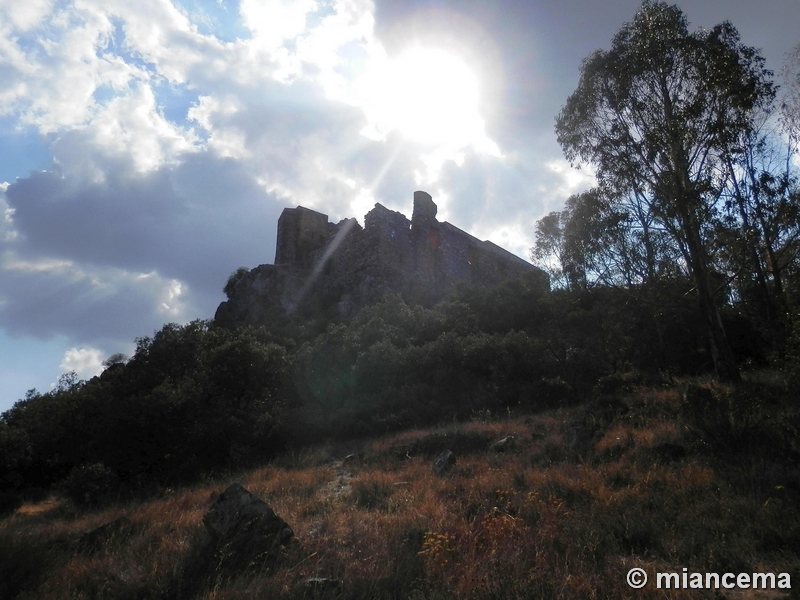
top-left (78, 516), bottom-right (140, 555)
top-left (204, 484), bottom-right (293, 543)
top-left (197, 484), bottom-right (294, 578)
top-left (432, 450), bottom-right (456, 475)
top-left (176, 485), bottom-right (295, 595)
top-left (492, 436), bottom-right (515, 453)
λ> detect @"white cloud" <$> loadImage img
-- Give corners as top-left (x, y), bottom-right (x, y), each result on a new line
top-left (543, 159), bottom-right (596, 202)
top-left (53, 83), bottom-right (201, 179)
top-left (239, 0), bottom-right (316, 53)
top-left (0, 247), bottom-right (198, 343)
top-left (59, 346), bottom-right (104, 380)
top-left (0, 184), bottom-right (18, 242)
top-left (94, 0), bottom-right (235, 85)
top-left (0, 4), bottom-right (141, 133)
top-left (187, 94), bottom-right (249, 159)
top-left (0, 0), bottom-right (54, 32)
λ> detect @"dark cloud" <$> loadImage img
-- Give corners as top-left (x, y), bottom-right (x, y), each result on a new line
top-left (0, 69), bottom-right (426, 346)
top-left (6, 156), bottom-right (277, 286)
top-left (0, 261), bottom-right (182, 344)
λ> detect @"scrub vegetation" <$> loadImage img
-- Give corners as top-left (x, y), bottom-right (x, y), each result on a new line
top-left (1, 379), bottom-right (799, 599)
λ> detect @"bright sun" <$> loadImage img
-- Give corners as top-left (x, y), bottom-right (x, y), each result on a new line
top-left (359, 47), bottom-right (495, 150)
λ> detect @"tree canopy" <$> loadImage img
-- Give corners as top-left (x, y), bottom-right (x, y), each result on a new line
top-left (554, 0), bottom-right (777, 381)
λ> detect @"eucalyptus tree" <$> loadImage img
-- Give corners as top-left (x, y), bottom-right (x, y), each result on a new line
top-left (781, 40), bottom-right (800, 153)
top-left (719, 119), bottom-right (800, 323)
top-left (554, 1), bottom-right (775, 381)
top-left (530, 211), bottom-right (570, 289)
top-left (531, 187), bottom-right (684, 291)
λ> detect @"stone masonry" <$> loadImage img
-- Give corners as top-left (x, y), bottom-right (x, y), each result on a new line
top-left (215, 191), bottom-right (547, 327)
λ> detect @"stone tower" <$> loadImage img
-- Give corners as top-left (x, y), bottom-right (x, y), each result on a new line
top-left (274, 206), bottom-right (329, 267)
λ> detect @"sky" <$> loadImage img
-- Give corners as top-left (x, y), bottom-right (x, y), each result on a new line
top-left (1, 0), bottom-right (799, 411)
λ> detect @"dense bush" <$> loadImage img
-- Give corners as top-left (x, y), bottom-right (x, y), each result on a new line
top-left (2, 274), bottom-right (797, 502)
top-left (0, 321), bottom-right (293, 495)
top-left (60, 463), bottom-right (120, 508)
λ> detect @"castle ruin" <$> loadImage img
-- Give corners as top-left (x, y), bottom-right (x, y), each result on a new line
top-left (215, 191), bottom-right (547, 326)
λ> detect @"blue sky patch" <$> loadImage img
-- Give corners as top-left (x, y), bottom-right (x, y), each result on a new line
top-left (155, 82), bottom-right (201, 125)
top-left (0, 120), bottom-right (53, 183)
top-left (172, 0), bottom-right (251, 42)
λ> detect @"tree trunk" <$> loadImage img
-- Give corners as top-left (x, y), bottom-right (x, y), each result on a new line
top-left (661, 73), bottom-right (740, 383)
top-left (683, 216), bottom-right (741, 382)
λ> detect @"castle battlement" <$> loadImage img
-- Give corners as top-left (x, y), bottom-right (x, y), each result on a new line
top-left (215, 191), bottom-right (547, 325)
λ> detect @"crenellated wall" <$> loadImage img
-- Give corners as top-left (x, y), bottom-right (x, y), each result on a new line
top-left (215, 191), bottom-right (548, 327)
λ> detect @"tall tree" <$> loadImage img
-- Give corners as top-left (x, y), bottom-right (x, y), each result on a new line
top-left (718, 119), bottom-right (800, 324)
top-left (531, 188), bottom-right (684, 290)
top-left (555, 1), bottom-right (774, 381)
top-left (531, 211), bottom-right (569, 289)
top-left (781, 40), bottom-right (800, 154)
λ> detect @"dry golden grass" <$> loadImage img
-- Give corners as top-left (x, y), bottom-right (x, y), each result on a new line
top-left (2, 384), bottom-right (798, 599)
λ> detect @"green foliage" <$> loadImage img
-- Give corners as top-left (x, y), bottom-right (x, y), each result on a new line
top-left (4, 263), bottom-right (799, 502)
top-left (60, 463), bottom-right (120, 508)
top-left (554, 1), bottom-right (780, 381)
top-left (290, 292), bottom-right (572, 441)
top-left (55, 370), bottom-right (82, 393)
top-left (681, 381), bottom-right (800, 459)
top-left (101, 352), bottom-right (129, 368)
top-left (0, 320), bottom-right (293, 495)
top-left (223, 266), bottom-right (250, 299)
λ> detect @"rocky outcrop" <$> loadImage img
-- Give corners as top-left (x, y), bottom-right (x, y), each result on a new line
top-left (192, 484), bottom-right (294, 581)
top-left (204, 483), bottom-right (293, 543)
top-left (215, 191), bottom-right (548, 328)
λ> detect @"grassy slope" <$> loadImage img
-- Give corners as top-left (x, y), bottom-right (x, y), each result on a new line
top-left (1, 380), bottom-right (799, 600)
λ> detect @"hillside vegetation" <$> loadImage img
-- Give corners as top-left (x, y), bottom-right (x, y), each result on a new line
top-left (3, 273), bottom-right (788, 503)
top-left (1, 376), bottom-right (798, 599)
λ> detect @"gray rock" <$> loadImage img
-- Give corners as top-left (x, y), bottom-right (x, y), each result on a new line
top-left (492, 436), bottom-right (515, 452)
top-left (215, 192), bottom-right (547, 328)
top-left (78, 516), bottom-right (140, 554)
top-left (178, 485), bottom-right (295, 593)
top-left (204, 483), bottom-right (293, 542)
top-left (432, 450), bottom-right (456, 475)
top-left (301, 576), bottom-right (343, 599)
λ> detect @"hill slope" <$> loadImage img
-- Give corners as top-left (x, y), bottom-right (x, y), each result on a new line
top-left (2, 379), bottom-right (798, 599)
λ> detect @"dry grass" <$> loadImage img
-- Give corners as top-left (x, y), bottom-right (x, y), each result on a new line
top-left (2, 383), bottom-right (798, 600)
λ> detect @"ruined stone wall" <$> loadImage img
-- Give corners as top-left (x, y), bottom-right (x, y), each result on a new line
top-left (275, 206), bottom-right (329, 266)
top-left (215, 191), bottom-right (548, 327)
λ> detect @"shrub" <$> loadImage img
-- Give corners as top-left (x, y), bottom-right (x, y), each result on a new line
top-left (223, 266), bottom-right (250, 299)
top-left (60, 463), bottom-right (120, 508)
top-left (350, 479), bottom-right (393, 510)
